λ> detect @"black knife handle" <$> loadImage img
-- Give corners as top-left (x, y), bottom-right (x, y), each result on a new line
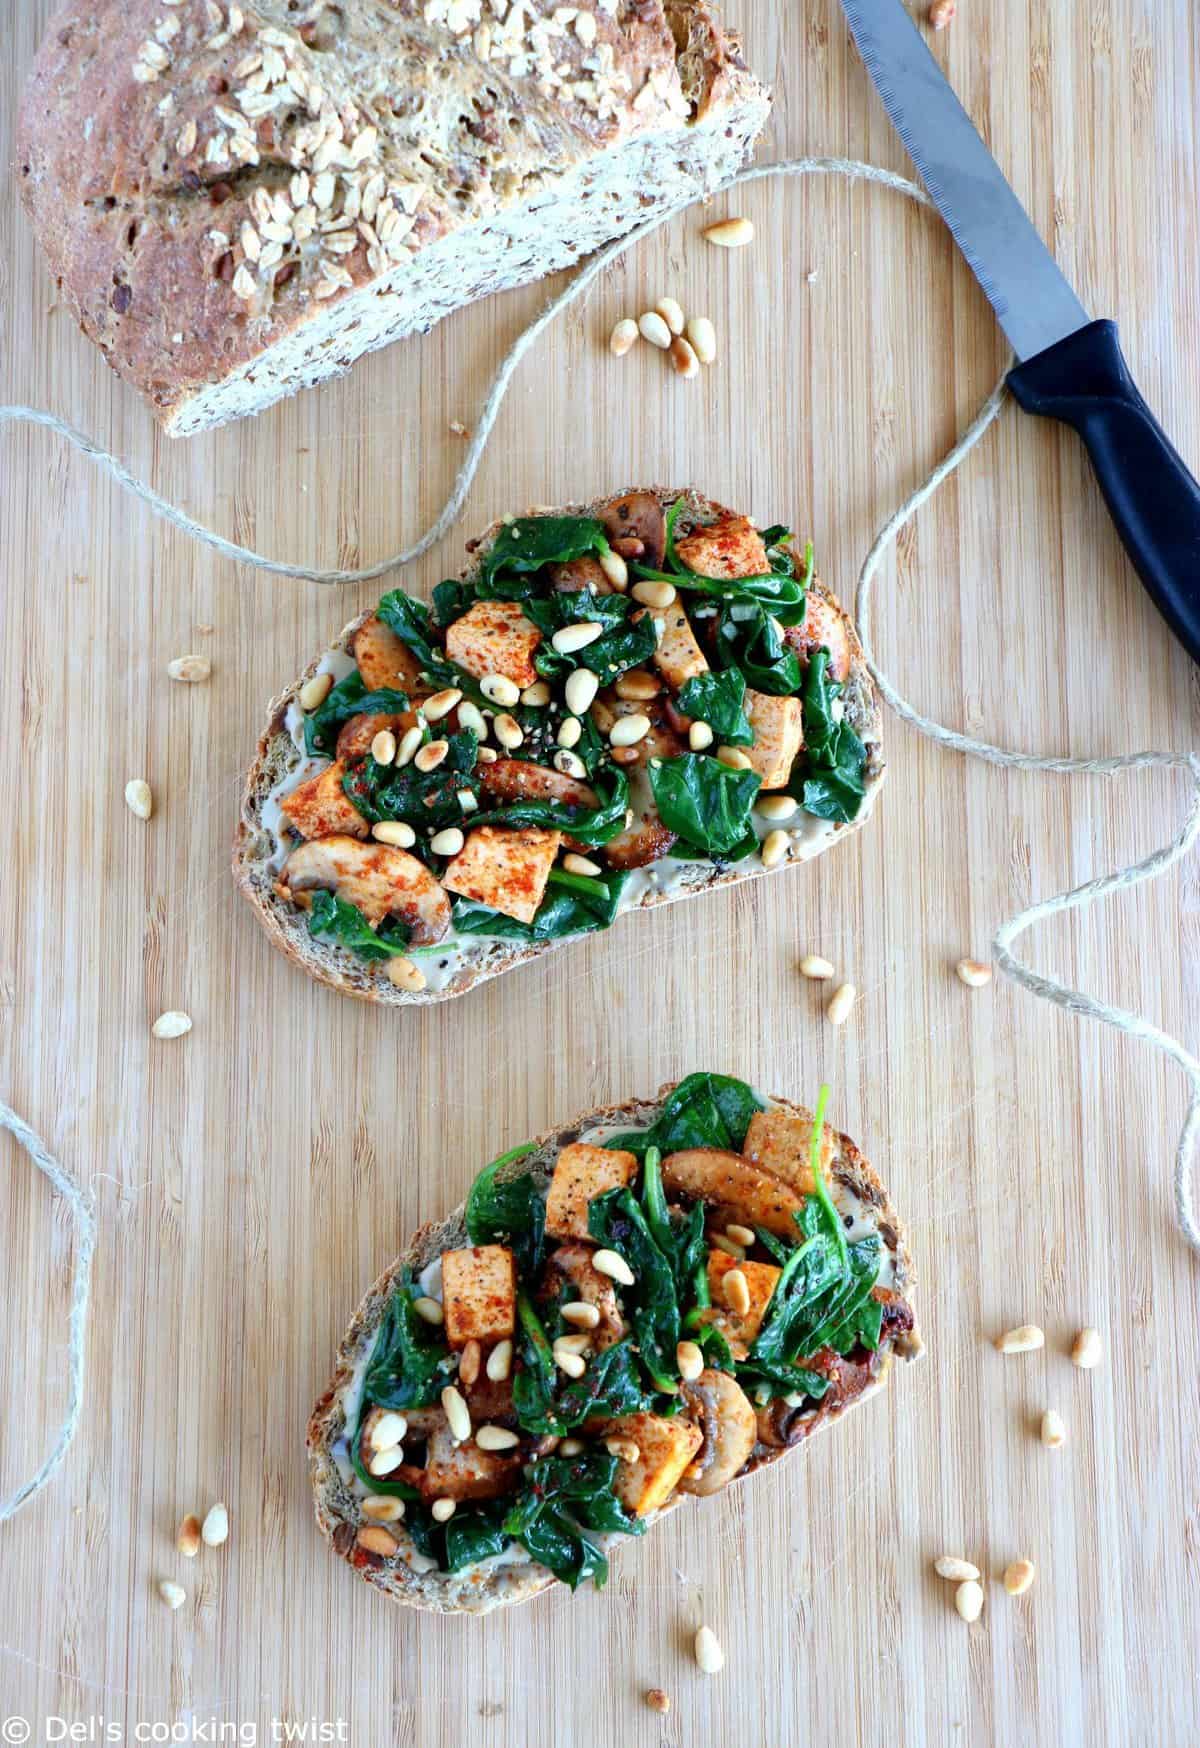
top-left (1007, 319), bottom-right (1200, 664)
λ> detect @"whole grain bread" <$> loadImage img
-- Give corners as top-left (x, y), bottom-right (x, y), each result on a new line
top-left (307, 1081), bottom-right (922, 1614)
top-left (232, 485), bottom-right (886, 1004)
top-left (17, 0), bottom-right (769, 434)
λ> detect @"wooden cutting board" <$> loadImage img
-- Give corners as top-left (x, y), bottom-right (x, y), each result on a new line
top-left (2, 3), bottom-right (1197, 1744)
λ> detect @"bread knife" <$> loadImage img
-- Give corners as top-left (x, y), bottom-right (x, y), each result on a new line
top-left (839, 0), bottom-right (1200, 663)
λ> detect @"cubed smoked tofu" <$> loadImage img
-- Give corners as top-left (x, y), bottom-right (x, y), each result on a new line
top-left (545, 1142), bottom-right (638, 1240)
top-left (702, 1251), bottom-right (782, 1357)
top-left (352, 614), bottom-right (424, 693)
top-left (743, 689), bottom-right (803, 790)
top-left (661, 1148), bottom-right (807, 1237)
top-left (279, 761), bottom-right (368, 840)
top-left (603, 1412), bottom-right (703, 1517)
top-left (675, 513), bottom-right (769, 581)
top-left (441, 1244), bottom-right (516, 1349)
top-left (637, 604), bottom-right (709, 691)
top-left (441, 825), bottom-right (561, 925)
top-left (418, 1423), bottom-right (521, 1503)
top-left (444, 599), bottom-right (542, 687)
top-left (741, 1108), bottom-right (832, 1196)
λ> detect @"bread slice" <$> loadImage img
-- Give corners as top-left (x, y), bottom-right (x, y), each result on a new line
top-left (17, 1), bottom-right (769, 435)
top-left (307, 1080), bottom-right (921, 1615)
top-left (233, 486), bottom-right (886, 1004)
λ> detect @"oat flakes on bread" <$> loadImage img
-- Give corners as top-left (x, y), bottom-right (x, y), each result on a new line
top-left (17, 1), bottom-right (769, 435)
top-left (307, 1074), bottom-right (921, 1614)
top-left (233, 486), bottom-right (885, 1004)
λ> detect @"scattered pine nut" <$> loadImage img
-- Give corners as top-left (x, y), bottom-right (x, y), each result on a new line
top-left (555, 748), bottom-right (588, 780)
top-left (631, 579), bottom-right (677, 610)
top-left (614, 669), bottom-right (660, 702)
top-left (298, 672), bottom-right (333, 711)
top-left (655, 296), bottom-right (685, 335)
top-left (669, 336), bottom-right (700, 379)
top-left (760, 829), bottom-right (789, 870)
top-left (605, 1436), bottom-right (641, 1464)
top-left (686, 315), bottom-right (717, 364)
top-left (561, 1300), bottom-right (601, 1329)
top-left (1040, 1409), bottom-right (1067, 1449)
top-left (386, 955), bottom-right (426, 993)
top-left (368, 1446), bottom-right (404, 1477)
top-left (995, 1324), bottom-right (1045, 1354)
top-left (125, 778), bottom-right (154, 820)
top-left (1070, 1327), bottom-right (1103, 1369)
top-left (933, 1554), bottom-right (980, 1582)
top-left (592, 1248), bottom-right (635, 1286)
top-left (476, 745), bottom-right (499, 764)
top-left (723, 1268), bottom-right (751, 1316)
top-left (152, 1011), bottom-right (192, 1040)
top-left (694, 1624), bottom-right (725, 1673)
top-left (638, 310), bottom-right (672, 349)
top-left (954, 1579), bottom-right (984, 1623)
top-left (486, 1338), bottom-right (513, 1381)
top-left (356, 1524), bottom-right (399, 1556)
top-left (413, 1295), bottom-right (444, 1325)
top-left (458, 1339), bottom-right (482, 1388)
top-left (448, 419), bottom-right (470, 438)
top-left (371, 728), bottom-right (397, 765)
top-left (800, 954), bottom-right (835, 980)
top-left (475, 1424), bottom-right (520, 1451)
top-left (422, 687), bottom-right (462, 722)
top-left (414, 739), bottom-right (449, 773)
top-left (702, 215), bottom-right (754, 248)
top-left (396, 724), bottom-right (423, 766)
top-left (494, 712), bottom-right (524, 750)
top-left (717, 745), bottom-right (753, 770)
top-left (725, 1223), bottom-right (755, 1248)
top-left (689, 720), bottom-right (714, 751)
top-left (431, 1497), bottom-right (457, 1523)
top-left (565, 668), bottom-right (600, 715)
top-left (676, 1340), bottom-right (703, 1382)
top-left (645, 1689), bottom-right (671, 1715)
top-left (710, 1234), bottom-right (745, 1261)
top-left (558, 1437), bottom-right (585, 1456)
top-left (368, 1411), bottom-right (408, 1449)
top-left (553, 620), bottom-right (605, 655)
top-left (553, 1345), bottom-right (587, 1378)
top-left (481, 673), bottom-right (520, 707)
top-left (598, 548), bottom-right (629, 591)
top-left (610, 317), bottom-right (639, 356)
top-left (167, 654), bottom-right (212, 683)
top-left (201, 1502), bottom-right (229, 1547)
top-left (826, 982), bottom-right (856, 1026)
top-left (554, 1331), bottom-right (592, 1356)
top-left (521, 679), bottom-right (552, 707)
top-left (373, 820), bottom-right (416, 848)
top-left (756, 794), bottom-right (797, 822)
top-left (176, 1514), bottom-right (202, 1558)
top-left (361, 1496), bottom-right (406, 1522)
top-left (929, 0), bottom-right (956, 27)
top-left (563, 852), bottom-right (602, 877)
top-left (158, 1579), bottom-right (187, 1611)
top-left (442, 1385), bottom-right (471, 1443)
top-left (610, 712), bottom-right (651, 748)
top-left (1003, 1558), bottom-right (1036, 1596)
top-left (956, 958), bottom-right (992, 988)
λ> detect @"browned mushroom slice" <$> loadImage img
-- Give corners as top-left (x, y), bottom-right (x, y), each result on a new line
top-left (677, 1369), bottom-right (758, 1496)
top-left (603, 808), bottom-right (677, 870)
top-left (334, 710), bottom-right (414, 763)
top-left (598, 492), bottom-right (667, 570)
top-left (549, 556), bottom-right (613, 594)
top-left (542, 1242), bottom-right (627, 1349)
top-left (661, 1149), bottom-right (807, 1238)
top-left (477, 757), bottom-right (599, 810)
top-left (352, 614), bottom-right (425, 694)
top-left (783, 591), bottom-right (852, 683)
top-left (281, 835), bottom-right (451, 944)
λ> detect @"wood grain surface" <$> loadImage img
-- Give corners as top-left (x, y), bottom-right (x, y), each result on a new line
top-left (2, 3), bottom-right (1198, 1744)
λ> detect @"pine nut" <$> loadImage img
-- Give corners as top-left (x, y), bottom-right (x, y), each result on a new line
top-left (552, 621), bottom-right (605, 655)
top-left (554, 1347), bottom-right (587, 1378)
top-left (158, 1579), bottom-right (187, 1611)
top-left (422, 687), bottom-right (461, 721)
top-left (369, 1411), bottom-right (409, 1449)
top-left (476, 746), bottom-right (498, 764)
top-left (638, 310), bottom-right (672, 349)
top-left (694, 1624), bottom-right (725, 1673)
top-left (554, 748), bottom-right (587, 780)
top-left (599, 549), bottom-right (629, 591)
top-left (561, 1300), bottom-right (601, 1329)
top-left (710, 1234), bottom-right (745, 1261)
top-left (201, 1502), bottom-right (229, 1547)
top-left (368, 1445), bottom-right (404, 1477)
top-left (125, 778), bottom-right (154, 820)
top-left (1071, 1326), bottom-right (1103, 1369)
top-left (475, 1424), bottom-right (520, 1451)
top-left (655, 296), bottom-right (685, 335)
top-left (632, 579), bottom-right (676, 609)
top-left (481, 673), bottom-right (520, 707)
top-left (167, 654), bottom-right (212, 683)
top-left (396, 725), bottom-right (423, 766)
top-left (556, 717), bottom-right (582, 749)
top-left (457, 699), bottom-right (488, 737)
top-left (930, 0), bottom-right (956, 27)
top-left (761, 829), bottom-right (789, 869)
top-left (386, 954), bottom-right (426, 993)
top-left (563, 853), bottom-right (602, 877)
top-left (826, 982), bottom-right (856, 1025)
top-left (521, 680), bottom-right (552, 706)
top-left (432, 826), bottom-right (465, 857)
top-left (413, 1295), bottom-right (444, 1325)
top-left (152, 1011), bottom-right (192, 1040)
top-left (414, 739), bottom-right (449, 773)
top-left (610, 317), bottom-right (639, 356)
top-left (431, 1497), bottom-right (457, 1523)
top-left (614, 669), bottom-right (661, 701)
top-left (646, 1689), bottom-right (671, 1715)
top-left (669, 336), bottom-right (700, 379)
top-left (686, 315), bottom-right (717, 364)
top-left (494, 713), bottom-right (524, 750)
top-left (956, 957), bottom-right (992, 988)
top-left (558, 1437), bottom-right (585, 1456)
top-left (610, 712), bottom-right (651, 748)
top-left (1003, 1558), bottom-right (1036, 1595)
top-left (486, 1338), bottom-right (513, 1381)
top-left (954, 1580), bottom-right (984, 1622)
top-left (357, 1524), bottom-right (399, 1556)
top-left (717, 745), bottom-right (753, 770)
top-left (442, 1384), bottom-right (471, 1443)
top-left (299, 671), bottom-right (333, 711)
top-left (800, 954), bottom-right (835, 980)
top-left (605, 1436), bottom-right (640, 1464)
top-left (592, 1248), bottom-right (635, 1286)
top-left (373, 820), bottom-right (416, 848)
top-left (725, 1223), bottom-right (755, 1247)
top-left (554, 1332), bottom-right (592, 1356)
top-left (934, 1555), bottom-right (979, 1582)
top-left (176, 1514), bottom-right (202, 1558)
top-left (371, 728), bottom-right (397, 765)
top-left (565, 668), bottom-right (600, 715)
top-left (723, 1269), bottom-right (751, 1316)
top-left (676, 1339), bottom-right (703, 1381)
top-left (995, 1324), bottom-right (1044, 1354)
top-left (362, 1496), bottom-right (405, 1522)
top-left (756, 794), bottom-right (797, 821)
top-left (1040, 1409), bottom-right (1067, 1449)
top-left (703, 215), bottom-right (754, 247)
top-left (689, 720), bottom-right (714, 751)
top-left (458, 1339), bottom-right (482, 1388)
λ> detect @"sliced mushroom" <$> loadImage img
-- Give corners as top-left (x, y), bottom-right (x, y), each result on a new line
top-left (661, 1148), bottom-right (807, 1238)
top-left (352, 614), bottom-right (425, 694)
top-left (281, 835), bottom-right (451, 944)
top-left (478, 757), bottom-right (598, 810)
top-left (678, 1369), bottom-right (758, 1495)
top-left (550, 556), bottom-right (613, 595)
top-left (603, 807), bottom-right (677, 870)
top-left (335, 709), bottom-right (414, 763)
top-left (599, 492), bottom-right (667, 570)
top-left (542, 1241), bottom-right (626, 1348)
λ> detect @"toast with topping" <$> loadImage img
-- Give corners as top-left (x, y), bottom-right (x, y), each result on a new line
top-left (235, 487), bottom-right (884, 1001)
top-left (307, 1074), bottom-right (920, 1613)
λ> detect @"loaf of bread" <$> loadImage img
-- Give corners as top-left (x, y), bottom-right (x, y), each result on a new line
top-left (17, 1), bottom-right (769, 434)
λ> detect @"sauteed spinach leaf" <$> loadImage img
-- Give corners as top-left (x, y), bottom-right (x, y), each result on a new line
top-left (648, 754), bottom-right (760, 859)
top-left (465, 1141), bottom-right (543, 1274)
top-left (343, 730), bottom-right (480, 829)
top-left (306, 890), bottom-right (411, 962)
top-left (793, 648), bottom-right (868, 823)
top-left (303, 671), bottom-right (411, 757)
top-left (476, 516), bottom-right (611, 593)
top-left (362, 1279), bottom-right (456, 1412)
top-left (676, 669), bottom-right (755, 745)
top-left (604, 1072), bottom-right (768, 1158)
top-left (451, 867), bottom-right (627, 942)
top-left (470, 764), bottom-right (631, 846)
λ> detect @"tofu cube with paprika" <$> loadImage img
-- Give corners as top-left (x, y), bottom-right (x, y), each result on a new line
top-left (743, 689), bottom-right (803, 790)
top-left (741, 1108), bottom-right (832, 1197)
top-left (441, 825), bottom-right (562, 926)
top-left (702, 1251), bottom-right (782, 1358)
top-left (279, 760), bottom-right (368, 841)
top-left (418, 1422), bottom-right (521, 1503)
top-left (603, 1412), bottom-right (703, 1516)
top-left (642, 602), bottom-right (709, 691)
top-left (545, 1142), bottom-right (639, 1240)
top-left (675, 513), bottom-right (769, 581)
top-left (440, 1244), bottom-right (516, 1349)
top-left (444, 599), bottom-right (542, 687)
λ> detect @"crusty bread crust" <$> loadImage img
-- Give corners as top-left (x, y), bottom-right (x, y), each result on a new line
top-left (232, 486), bottom-right (886, 1004)
top-left (307, 1081), bottom-right (920, 1615)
